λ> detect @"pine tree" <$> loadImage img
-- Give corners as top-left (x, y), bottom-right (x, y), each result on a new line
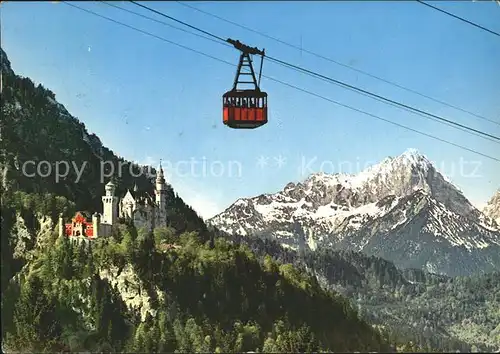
top-left (9, 275), bottom-right (62, 351)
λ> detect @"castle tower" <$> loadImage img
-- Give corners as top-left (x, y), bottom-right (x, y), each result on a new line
top-left (58, 213), bottom-right (64, 237)
top-left (92, 213), bottom-right (100, 238)
top-left (102, 180), bottom-right (118, 225)
top-left (155, 161), bottom-right (167, 227)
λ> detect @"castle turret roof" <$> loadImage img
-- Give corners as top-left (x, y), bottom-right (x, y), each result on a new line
top-left (156, 161), bottom-right (166, 184)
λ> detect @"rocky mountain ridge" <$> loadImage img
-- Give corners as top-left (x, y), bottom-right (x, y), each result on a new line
top-left (483, 189), bottom-right (500, 225)
top-left (209, 149), bottom-right (500, 277)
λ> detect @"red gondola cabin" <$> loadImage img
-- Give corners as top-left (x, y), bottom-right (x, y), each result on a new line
top-left (223, 90), bottom-right (267, 129)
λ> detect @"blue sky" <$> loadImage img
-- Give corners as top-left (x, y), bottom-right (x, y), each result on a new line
top-left (2, 1), bottom-right (500, 218)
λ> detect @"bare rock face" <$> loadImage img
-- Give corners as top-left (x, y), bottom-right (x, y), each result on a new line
top-left (99, 264), bottom-right (163, 322)
top-left (209, 149), bottom-right (500, 277)
top-left (483, 190), bottom-right (500, 226)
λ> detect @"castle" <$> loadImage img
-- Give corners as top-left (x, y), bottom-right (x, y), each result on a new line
top-left (58, 164), bottom-right (168, 239)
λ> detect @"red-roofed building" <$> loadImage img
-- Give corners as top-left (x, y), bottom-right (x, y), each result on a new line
top-left (63, 212), bottom-right (94, 238)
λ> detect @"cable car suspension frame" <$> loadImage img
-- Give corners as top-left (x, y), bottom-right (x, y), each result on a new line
top-left (227, 38), bottom-right (265, 91)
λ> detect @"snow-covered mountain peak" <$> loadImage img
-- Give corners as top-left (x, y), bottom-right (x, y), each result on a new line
top-left (300, 149), bottom-right (436, 193)
top-left (291, 149), bottom-right (472, 217)
top-left (372, 148), bottom-right (432, 175)
top-left (400, 147), bottom-right (429, 164)
top-left (209, 149), bottom-right (500, 276)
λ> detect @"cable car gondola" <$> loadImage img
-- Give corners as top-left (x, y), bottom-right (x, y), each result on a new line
top-left (223, 39), bottom-right (267, 129)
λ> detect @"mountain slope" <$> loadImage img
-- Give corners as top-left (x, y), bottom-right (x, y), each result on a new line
top-left (1, 46), bottom-right (211, 283)
top-left (1, 46), bottom-right (154, 212)
top-left (209, 149), bottom-right (500, 277)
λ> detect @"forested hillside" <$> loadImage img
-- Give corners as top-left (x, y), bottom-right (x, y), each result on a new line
top-left (1, 219), bottom-right (391, 352)
top-left (222, 232), bottom-right (500, 352)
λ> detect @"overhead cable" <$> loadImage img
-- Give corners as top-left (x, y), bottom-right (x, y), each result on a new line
top-left (62, 1), bottom-right (500, 163)
top-left (417, 0), bottom-right (500, 38)
top-left (175, 0), bottom-right (500, 127)
top-left (129, 1), bottom-right (500, 143)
